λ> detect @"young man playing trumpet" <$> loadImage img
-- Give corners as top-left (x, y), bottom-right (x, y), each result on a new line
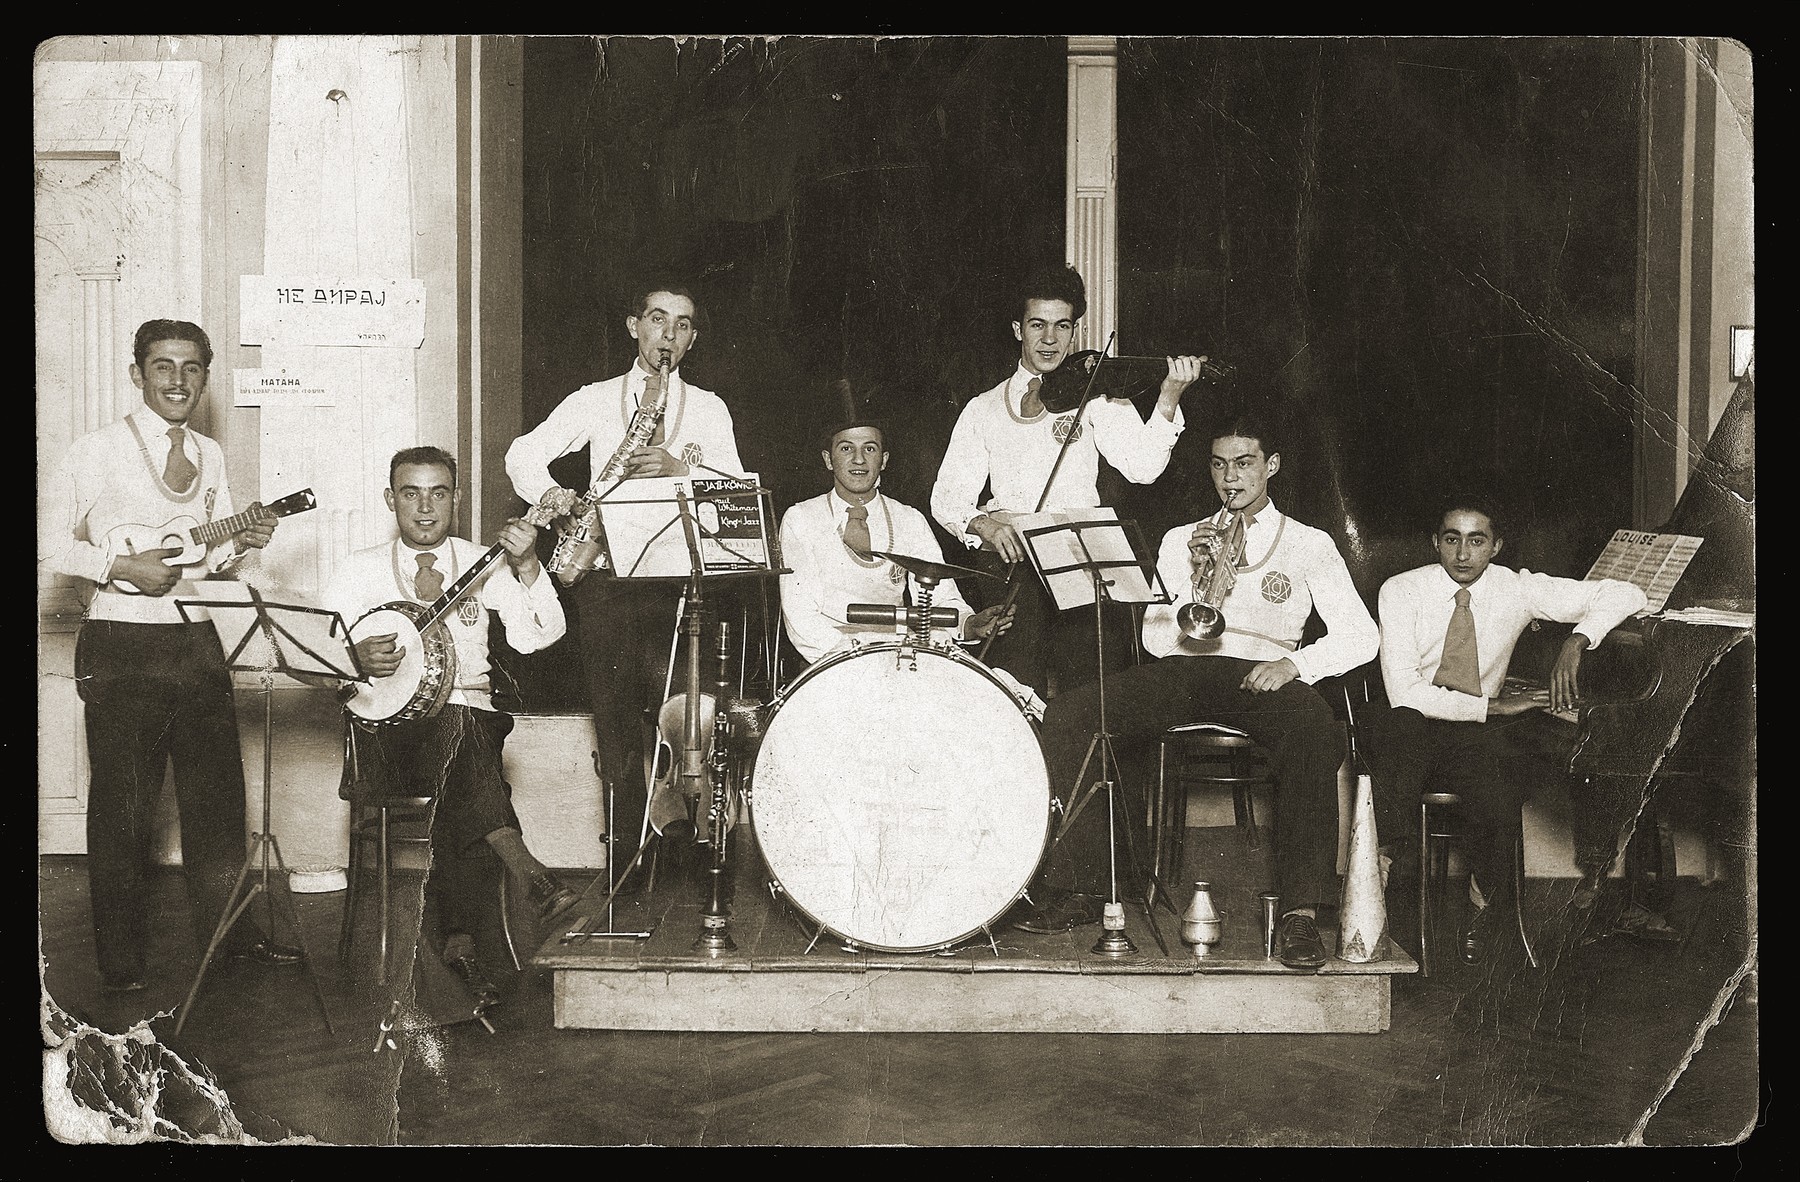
top-left (1015, 410), bottom-right (1379, 970)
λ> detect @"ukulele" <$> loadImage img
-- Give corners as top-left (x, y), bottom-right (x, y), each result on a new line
top-left (102, 489), bottom-right (317, 593)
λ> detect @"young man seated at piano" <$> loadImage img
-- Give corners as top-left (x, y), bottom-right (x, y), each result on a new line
top-left (779, 414), bottom-right (1013, 666)
top-left (319, 446), bottom-right (581, 1014)
top-left (1368, 495), bottom-right (1647, 965)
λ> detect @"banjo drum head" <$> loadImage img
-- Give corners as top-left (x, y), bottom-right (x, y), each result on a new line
top-left (346, 605), bottom-right (431, 723)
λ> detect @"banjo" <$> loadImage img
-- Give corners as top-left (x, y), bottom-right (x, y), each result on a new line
top-left (344, 495), bottom-right (564, 727)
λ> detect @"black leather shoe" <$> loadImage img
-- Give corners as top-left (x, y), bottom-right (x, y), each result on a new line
top-left (1012, 891), bottom-right (1105, 934)
top-left (230, 939), bottom-right (305, 966)
top-left (447, 954), bottom-right (502, 1009)
top-left (530, 871), bottom-right (581, 926)
top-left (1461, 906), bottom-right (1494, 965)
top-left (1275, 911), bottom-right (1328, 969)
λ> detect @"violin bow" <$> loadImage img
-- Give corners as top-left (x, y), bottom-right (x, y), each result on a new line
top-left (975, 332), bottom-right (1117, 662)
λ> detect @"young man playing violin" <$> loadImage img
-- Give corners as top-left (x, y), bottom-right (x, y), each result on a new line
top-left (1015, 411), bottom-right (1380, 971)
top-left (41, 319), bottom-right (296, 996)
top-left (322, 447), bottom-right (577, 1014)
top-left (930, 264), bottom-right (1208, 698)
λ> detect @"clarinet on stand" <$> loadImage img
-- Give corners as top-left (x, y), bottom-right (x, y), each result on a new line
top-left (693, 708), bottom-right (737, 956)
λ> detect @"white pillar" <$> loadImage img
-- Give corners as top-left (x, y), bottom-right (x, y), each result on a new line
top-left (77, 266), bottom-right (122, 433)
top-left (1066, 36), bottom-right (1118, 354)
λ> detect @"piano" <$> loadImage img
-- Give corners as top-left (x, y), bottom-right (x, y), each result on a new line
top-left (1561, 371), bottom-right (1756, 936)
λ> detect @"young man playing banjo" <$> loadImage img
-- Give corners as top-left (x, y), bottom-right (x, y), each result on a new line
top-left (322, 446), bottom-right (577, 1012)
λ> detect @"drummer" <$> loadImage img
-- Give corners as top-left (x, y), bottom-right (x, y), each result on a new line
top-left (778, 406), bottom-right (1014, 666)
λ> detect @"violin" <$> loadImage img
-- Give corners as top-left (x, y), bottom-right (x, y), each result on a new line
top-left (1038, 349), bottom-right (1235, 414)
top-left (646, 617), bottom-right (765, 843)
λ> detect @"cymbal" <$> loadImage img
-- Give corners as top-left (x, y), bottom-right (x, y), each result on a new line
top-left (858, 548), bottom-right (997, 583)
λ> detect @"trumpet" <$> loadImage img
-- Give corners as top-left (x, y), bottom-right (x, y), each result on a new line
top-left (1176, 518), bottom-right (1238, 641)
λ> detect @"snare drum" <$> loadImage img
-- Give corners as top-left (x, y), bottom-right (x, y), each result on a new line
top-left (750, 641), bottom-right (1051, 953)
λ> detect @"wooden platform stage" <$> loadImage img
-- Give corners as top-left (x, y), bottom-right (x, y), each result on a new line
top-left (533, 829), bottom-right (1417, 1036)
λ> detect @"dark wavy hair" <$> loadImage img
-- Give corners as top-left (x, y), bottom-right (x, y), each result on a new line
top-left (389, 446), bottom-right (458, 489)
top-left (133, 319), bottom-right (214, 370)
top-left (1016, 264), bottom-right (1087, 324)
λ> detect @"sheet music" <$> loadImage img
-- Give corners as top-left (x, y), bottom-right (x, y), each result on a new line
top-left (596, 475), bottom-right (770, 578)
top-left (1583, 529), bottom-right (1704, 616)
top-left (1013, 508), bottom-right (1157, 610)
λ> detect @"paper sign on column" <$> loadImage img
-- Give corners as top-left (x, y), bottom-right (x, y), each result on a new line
top-left (233, 368), bottom-right (336, 407)
top-left (239, 276), bottom-right (426, 348)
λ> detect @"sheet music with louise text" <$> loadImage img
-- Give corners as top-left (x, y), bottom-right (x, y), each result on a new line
top-left (1583, 530), bottom-right (1704, 616)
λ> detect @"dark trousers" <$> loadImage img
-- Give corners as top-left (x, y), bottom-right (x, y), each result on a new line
top-left (1036, 655), bottom-right (1344, 911)
top-left (971, 549), bottom-right (1136, 699)
top-left (1366, 707), bottom-right (1529, 907)
top-left (355, 707), bottom-right (520, 942)
top-left (576, 578), bottom-right (683, 868)
top-left (75, 620), bottom-right (260, 984)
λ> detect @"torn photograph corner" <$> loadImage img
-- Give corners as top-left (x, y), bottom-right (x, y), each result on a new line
top-left (37, 33), bottom-right (1756, 1148)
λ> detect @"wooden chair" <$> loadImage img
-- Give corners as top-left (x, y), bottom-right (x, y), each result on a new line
top-left (1418, 791), bottom-right (1538, 976)
top-left (1146, 723), bottom-right (1272, 914)
top-left (336, 720), bottom-right (522, 983)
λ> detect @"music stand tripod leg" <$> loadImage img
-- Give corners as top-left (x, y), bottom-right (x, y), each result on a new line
top-left (261, 831), bottom-right (337, 1035)
top-left (174, 852), bottom-right (264, 1035)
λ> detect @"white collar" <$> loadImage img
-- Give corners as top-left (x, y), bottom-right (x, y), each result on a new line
top-left (130, 405), bottom-right (193, 442)
top-left (1212, 497), bottom-right (1278, 526)
top-left (829, 486), bottom-right (883, 518)
top-left (1431, 564), bottom-right (1496, 600)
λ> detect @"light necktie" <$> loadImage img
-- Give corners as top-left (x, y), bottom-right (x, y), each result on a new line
top-left (1227, 510), bottom-right (1258, 570)
top-left (414, 552), bottom-right (445, 602)
top-left (843, 504), bottom-right (872, 555)
top-left (164, 427), bottom-right (197, 493)
top-left (1021, 376), bottom-right (1044, 417)
top-left (642, 375), bottom-right (668, 446)
top-left (1432, 587), bottom-right (1483, 696)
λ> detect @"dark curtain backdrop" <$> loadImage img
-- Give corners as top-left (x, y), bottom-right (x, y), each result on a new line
top-left (506, 35), bottom-right (1643, 710)
top-left (1113, 37), bottom-right (1641, 604)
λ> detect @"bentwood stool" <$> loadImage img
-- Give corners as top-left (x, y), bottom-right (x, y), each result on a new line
top-left (337, 722), bottom-right (522, 983)
top-left (1419, 791), bottom-right (1538, 976)
top-left (1147, 723), bottom-right (1272, 914)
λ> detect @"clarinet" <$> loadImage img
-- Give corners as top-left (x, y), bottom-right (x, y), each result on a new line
top-left (548, 359), bottom-right (672, 588)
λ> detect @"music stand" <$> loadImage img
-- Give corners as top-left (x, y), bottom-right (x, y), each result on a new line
top-left (172, 588), bottom-right (360, 1035)
top-left (557, 477), bottom-right (783, 949)
top-left (1020, 515), bottom-right (1172, 957)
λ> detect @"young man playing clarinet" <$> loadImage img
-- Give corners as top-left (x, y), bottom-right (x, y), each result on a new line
top-left (505, 280), bottom-right (747, 876)
top-left (930, 263), bottom-right (1209, 699)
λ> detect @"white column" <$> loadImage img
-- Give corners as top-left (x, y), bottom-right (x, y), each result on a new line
top-left (1066, 36), bottom-right (1118, 354)
top-left (77, 266), bottom-right (122, 433)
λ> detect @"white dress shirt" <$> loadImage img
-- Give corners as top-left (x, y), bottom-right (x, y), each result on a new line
top-left (1378, 562), bottom-right (1648, 723)
top-left (930, 364), bottom-right (1184, 547)
top-left (41, 405), bottom-right (250, 624)
top-left (1141, 501), bottom-right (1380, 684)
top-left (321, 535), bottom-right (567, 713)
top-left (778, 487), bottom-right (976, 663)
top-left (505, 362), bottom-right (746, 507)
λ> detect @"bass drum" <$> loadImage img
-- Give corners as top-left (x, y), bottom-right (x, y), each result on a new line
top-left (751, 642), bottom-right (1051, 953)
